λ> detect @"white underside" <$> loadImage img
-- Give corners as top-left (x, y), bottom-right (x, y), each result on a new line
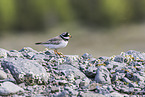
top-left (44, 41), bottom-right (68, 49)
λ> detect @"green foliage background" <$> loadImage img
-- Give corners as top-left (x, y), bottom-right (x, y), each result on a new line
top-left (0, 0), bottom-right (145, 31)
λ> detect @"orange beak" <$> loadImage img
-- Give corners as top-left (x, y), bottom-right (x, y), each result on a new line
top-left (69, 35), bottom-right (72, 38)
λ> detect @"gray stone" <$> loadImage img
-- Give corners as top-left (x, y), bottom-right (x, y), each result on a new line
top-left (70, 90), bottom-right (78, 96)
top-left (0, 48), bottom-right (9, 58)
top-left (133, 88), bottom-right (141, 92)
top-left (1, 58), bottom-right (49, 84)
top-left (118, 86), bottom-right (138, 94)
top-left (88, 83), bottom-right (99, 91)
top-left (65, 55), bottom-right (79, 62)
top-left (95, 85), bottom-right (110, 95)
top-left (64, 55), bottom-right (79, 68)
top-left (112, 72), bottom-right (125, 82)
top-left (113, 61), bottom-right (128, 69)
top-left (1, 78), bottom-right (16, 83)
top-left (114, 55), bottom-right (128, 63)
top-left (18, 83), bottom-right (25, 88)
top-left (27, 52), bottom-right (37, 59)
top-left (137, 81), bottom-right (145, 88)
top-left (79, 92), bottom-right (105, 97)
top-left (34, 94), bottom-right (46, 97)
top-left (134, 61), bottom-right (142, 66)
top-left (122, 77), bottom-right (131, 83)
top-left (64, 86), bottom-right (73, 91)
top-left (106, 64), bottom-right (113, 71)
top-left (98, 56), bottom-right (110, 61)
top-left (113, 81), bottom-right (124, 87)
top-left (67, 73), bottom-right (75, 81)
top-left (132, 73), bottom-right (142, 82)
top-left (0, 70), bottom-right (7, 80)
top-left (19, 47), bottom-right (38, 58)
top-left (119, 87), bottom-right (130, 93)
top-left (135, 66), bottom-right (142, 71)
top-left (82, 77), bottom-right (90, 84)
top-left (81, 53), bottom-right (92, 60)
top-left (110, 91), bottom-right (129, 97)
top-left (0, 81), bottom-right (24, 96)
top-left (55, 80), bottom-right (68, 85)
top-left (85, 66), bottom-right (97, 77)
top-left (95, 66), bottom-right (111, 84)
top-left (125, 50), bottom-right (145, 60)
top-left (19, 47), bottom-right (38, 53)
top-left (54, 91), bottom-right (69, 97)
top-left (79, 81), bottom-right (89, 88)
top-left (118, 73), bottom-right (126, 79)
top-left (64, 86), bottom-right (78, 95)
top-left (57, 64), bottom-right (87, 79)
top-left (51, 86), bottom-right (60, 93)
top-left (89, 58), bottom-right (97, 64)
top-left (129, 82), bottom-right (138, 88)
top-left (111, 74), bottom-right (119, 82)
top-left (44, 50), bottom-right (55, 55)
top-left (107, 85), bottom-right (114, 92)
top-left (75, 79), bottom-right (82, 86)
top-left (7, 50), bottom-right (23, 58)
top-left (79, 64), bottom-right (87, 72)
top-left (122, 77), bottom-right (139, 88)
top-left (32, 53), bottom-right (46, 61)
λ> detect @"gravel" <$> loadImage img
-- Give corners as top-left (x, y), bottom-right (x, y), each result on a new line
top-left (0, 47), bottom-right (145, 96)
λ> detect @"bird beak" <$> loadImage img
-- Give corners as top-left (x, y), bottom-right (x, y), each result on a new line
top-left (69, 35), bottom-right (72, 38)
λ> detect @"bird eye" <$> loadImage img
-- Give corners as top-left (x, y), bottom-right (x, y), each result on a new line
top-left (61, 32), bottom-right (69, 37)
top-left (66, 32), bottom-right (68, 35)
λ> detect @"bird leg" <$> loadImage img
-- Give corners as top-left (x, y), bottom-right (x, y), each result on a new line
top-left (54, 49), bottom-right (57, 55)
top-left (54, 49), bottom-right (65, 57)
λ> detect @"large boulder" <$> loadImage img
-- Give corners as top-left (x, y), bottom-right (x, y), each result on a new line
top-left (1, 58), bottom-right (49, 84)
top-left (0, 81), bottom-right (24, 96)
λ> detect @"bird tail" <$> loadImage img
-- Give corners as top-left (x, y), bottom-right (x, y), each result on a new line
top-left (35, 42), bottom-right (43, 45)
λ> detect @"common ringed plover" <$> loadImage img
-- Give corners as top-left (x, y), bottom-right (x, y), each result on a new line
top-left (35, 32), bottom-right (72, 56)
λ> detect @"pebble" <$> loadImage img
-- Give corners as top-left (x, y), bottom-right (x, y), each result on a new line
top-left (0, 48), bottom-right (8, 58)
top-left (0, 70), bottom-right (7, 80)
top-left (51, 86), bottom-right (60, 93)
top-left (95, 66), bottom-right (111, 84)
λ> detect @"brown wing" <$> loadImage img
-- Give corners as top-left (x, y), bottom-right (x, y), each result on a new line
top-left (36, 36), bottom-right (62, 45)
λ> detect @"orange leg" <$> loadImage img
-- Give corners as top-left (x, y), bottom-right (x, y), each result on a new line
top-left (54, 49), bottom-right (57, 55)
top-left (54, 49), bottom-right (65, 57)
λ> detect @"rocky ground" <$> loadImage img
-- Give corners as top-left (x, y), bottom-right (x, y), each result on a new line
top-left (0, 47), bottom-right (145, 97)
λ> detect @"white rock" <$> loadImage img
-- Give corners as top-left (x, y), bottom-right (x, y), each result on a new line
top-left (0, 70), bottom-right (7, 80)
top-left (95, 66), bottom-right (111, 84)
top-left (110, 91), bottom-right (129, 97)
top-left (0, 81), bottom-right (24, 96)
top-left (0, 48), bottom-right (8, 58)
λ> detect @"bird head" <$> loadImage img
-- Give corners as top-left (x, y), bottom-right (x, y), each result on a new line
top-left (60, 32), bottom-right (72, 41)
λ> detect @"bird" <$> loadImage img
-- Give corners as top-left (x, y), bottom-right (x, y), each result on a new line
top-left (35, 32), bottom-right (72, 56)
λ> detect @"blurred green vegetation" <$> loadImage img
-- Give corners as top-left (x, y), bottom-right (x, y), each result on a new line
top-left (0, 0), bottom-right (145, 31)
